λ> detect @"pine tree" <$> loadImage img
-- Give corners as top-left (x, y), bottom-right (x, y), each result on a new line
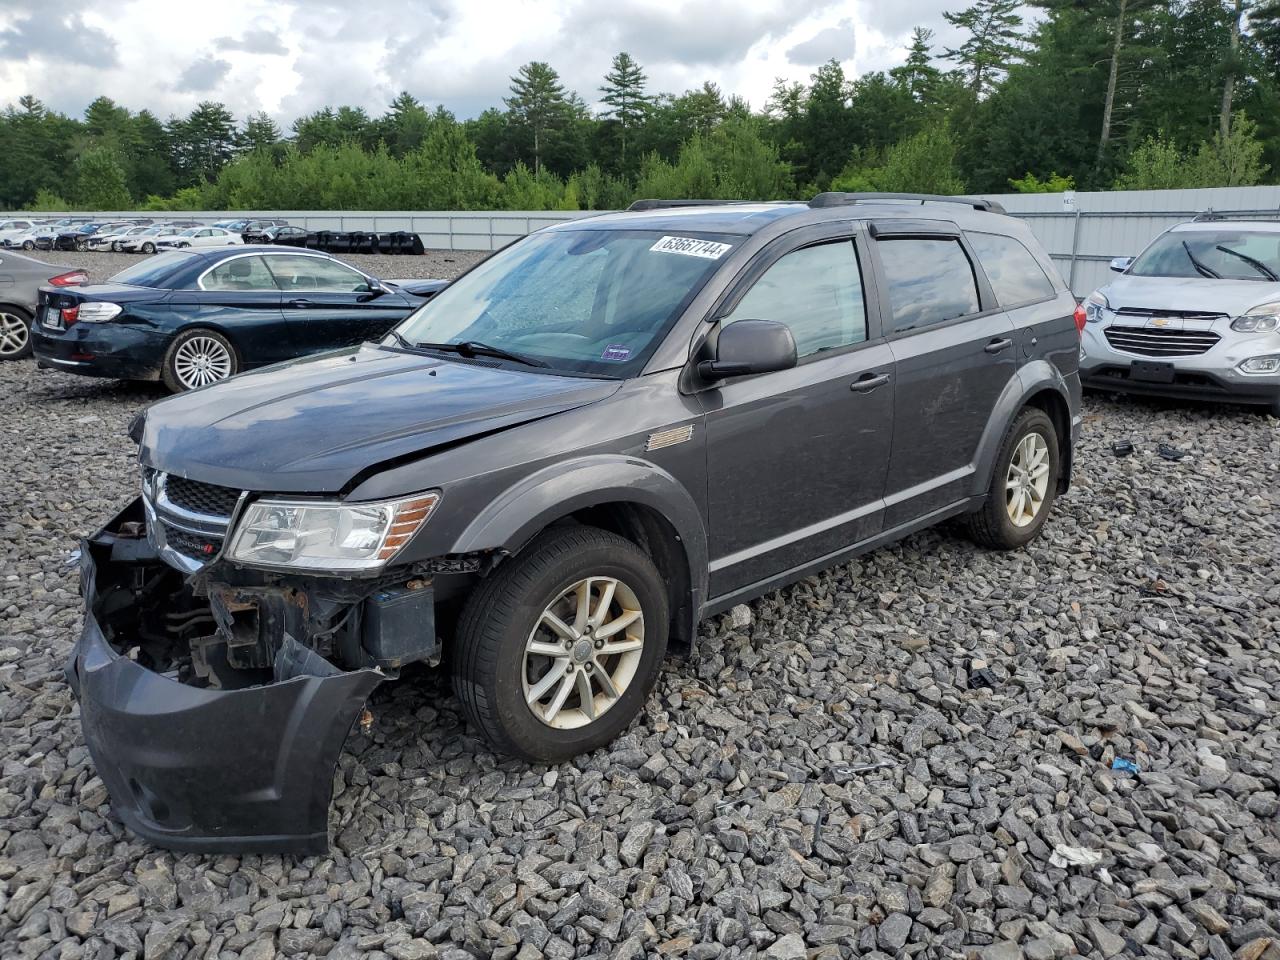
top-left (942, 0), bottom-right (1024, 96)
top-left (504, 62), bottom-right (569, 174)
top-left (238, 112), bottom-right (281, 153)
top-left (891, 27), bottom-right (944, 102)
top-left (599, 52), bottom-right (652, 167)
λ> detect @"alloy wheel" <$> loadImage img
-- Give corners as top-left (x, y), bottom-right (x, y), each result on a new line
top-left (522, 576), bottom-right (645, 730)
top-left (0, 312), bottom-right (29, 357)
top-left (1005, 431), bottom-right (1050, 527)
top-left (172, 336), bottom-right (233, 389)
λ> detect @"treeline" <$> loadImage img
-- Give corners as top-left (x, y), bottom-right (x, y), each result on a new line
top-left (5, 0), bottom-right (1280, 212)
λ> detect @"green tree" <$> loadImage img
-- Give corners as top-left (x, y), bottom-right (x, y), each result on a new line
top-left (169, 101), bottom-right (236, 184)
top-left (505, 61), bottom-right (570, 174)
top-left (71, 145), bottom-right (133, 208)
top-left (1009, 170), bottom-right (1076, 191)
top-left (834, 124), bottom-right (966, 194)
top-left (891, 28), bottom-right (944, 103)
top-left (237, 112), bottom-right (281, 153)
top-left (599, 52), bottom-right (652, 170)
top-left (943, 0), bottom-right (1025, 96)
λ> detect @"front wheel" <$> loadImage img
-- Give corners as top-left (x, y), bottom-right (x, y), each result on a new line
top-left (162, 328), bottom-right (238, 392)
top-left (452, 527), bottom-right (668, 762)
top-left (21, 240), bottom-right (34, 251)
top-left (141, 242), bottom-right (156, 254)
top-left (963, 407), bottom-right (1060, 550)
top-left (0, 306), bottom-right (33, 360)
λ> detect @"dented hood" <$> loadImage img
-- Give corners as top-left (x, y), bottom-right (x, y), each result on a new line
top-left (139, 344), bottom-right (619, 492)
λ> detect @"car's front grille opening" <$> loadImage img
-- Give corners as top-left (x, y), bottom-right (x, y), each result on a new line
top-left (165, 476), bottom-right (241, 518)
top-left (1103, 325), bottom-right (1221, 357)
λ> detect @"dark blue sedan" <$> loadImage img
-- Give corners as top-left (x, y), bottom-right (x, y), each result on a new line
top-left (32, 246), bottom-right (447, 391)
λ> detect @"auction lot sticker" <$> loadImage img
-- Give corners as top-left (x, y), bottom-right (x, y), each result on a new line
top-left (649, 235), bottom-right (733, 259)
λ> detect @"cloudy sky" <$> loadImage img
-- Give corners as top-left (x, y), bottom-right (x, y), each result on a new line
top-left (0, 0), bottom-right (966, 126)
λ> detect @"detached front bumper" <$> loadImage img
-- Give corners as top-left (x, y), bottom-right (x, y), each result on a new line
top-left (66, 502), bottom-right (384, 854)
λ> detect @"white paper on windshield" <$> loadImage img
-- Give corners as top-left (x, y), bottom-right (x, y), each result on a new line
top-left (649, 235), bottom-right (732, 260)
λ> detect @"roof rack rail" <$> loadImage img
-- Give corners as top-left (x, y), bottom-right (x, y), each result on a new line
top-left (626, 199), bottom-right (765, 212)
top-left (808, 192), bottom-right (1007, 215)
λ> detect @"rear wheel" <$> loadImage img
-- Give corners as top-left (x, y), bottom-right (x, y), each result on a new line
top-left (963, 407), bottom-right (1060, 550)
top-left (162, 328), bottom-right (238, 392)
top-left (452, 527), bottom-right (668, 762)
top-left (0, 306), bottom-right (33, 360)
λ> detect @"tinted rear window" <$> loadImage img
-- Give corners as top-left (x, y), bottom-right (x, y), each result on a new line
top-left (877, 238), bottom-right (980, 332)
top-left (108, 251), bottom-right (195, 287)
top-left (967, 231), bottom-right (1055, 305)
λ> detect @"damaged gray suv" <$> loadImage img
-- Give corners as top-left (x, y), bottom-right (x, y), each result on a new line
top-left (68, 193), bottom-right (1083, 852)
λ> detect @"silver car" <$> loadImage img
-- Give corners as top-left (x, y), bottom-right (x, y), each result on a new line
top-left (1081, 219), bottom-right (1280, 416)
top-left (0, 251), bottom-right (87, 359)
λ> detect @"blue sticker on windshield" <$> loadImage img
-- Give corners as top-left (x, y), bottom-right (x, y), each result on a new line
top-left (601, 344), bottom-right (632, 362)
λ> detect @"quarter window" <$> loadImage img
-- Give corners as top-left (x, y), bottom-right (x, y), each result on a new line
top-left (877, 238), bottom-right (980, 332)
top-left (265, 254), bottom-right (368, 292)
top-left (201, 256), bottom-right (278, 291)
top-left (723, 241), bottom-right (867, 358)
top-left (968, 232), bottom-right (1055, 305)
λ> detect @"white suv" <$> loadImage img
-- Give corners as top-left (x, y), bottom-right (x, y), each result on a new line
top-left (1081, 219), bottom-right (1280, 416)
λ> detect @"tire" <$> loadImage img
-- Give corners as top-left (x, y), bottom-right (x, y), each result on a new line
top-left (21, 240), bottom-right (34, 251)
top-left (452, 526), bottom-right (668, 762)
top-left (141, 242), bottom-right (156, 254)
top-left (963, 407), bottom-right (1060, 550)
top-left (111, 242), bottom-right (122, 252)
top-left (0, 306), bottom-right (33, 361)
top-left (75, 240), bottom-right (87, 252)
top-left (161, 328), bottom-right (239, 392)
top-left (1269, 395), bottom-right (1280, 418)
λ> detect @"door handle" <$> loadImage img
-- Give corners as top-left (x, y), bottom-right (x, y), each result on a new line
top-left (287, 298), bottom-right (312, 308)
top-left (850, 372), bottom-right (890, 393)
top-left (984, 337), bottom-right (1014, 354)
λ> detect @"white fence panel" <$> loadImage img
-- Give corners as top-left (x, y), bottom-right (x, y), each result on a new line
top-left (19, 187), bottom-right (1280, 294)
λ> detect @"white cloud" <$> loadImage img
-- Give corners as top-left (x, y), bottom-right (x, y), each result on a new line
top-left (0, 0), bottom-right (988, 125)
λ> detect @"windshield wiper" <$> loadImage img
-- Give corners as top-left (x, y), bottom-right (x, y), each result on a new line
top-left (1215, 244), bottom-right (1279, 281)
top-left (1182, 241), bottom-right (1222, 279)
top-left (386, 330), bottom-right (414, 349)
top-left (414, 340), bottom-right (548, 368)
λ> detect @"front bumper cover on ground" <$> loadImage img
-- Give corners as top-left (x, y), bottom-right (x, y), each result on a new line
top-left (65, 504), bottom-right (385, 854)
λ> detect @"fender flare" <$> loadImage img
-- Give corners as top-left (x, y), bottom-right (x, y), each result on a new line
top-left (970, 361), bottom-right (1075, 498)
top-left (451, 454), bottom-right (709, 635)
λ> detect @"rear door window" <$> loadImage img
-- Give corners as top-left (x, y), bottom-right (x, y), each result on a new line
top-left (968, 232), bottom-right (1055, 305)
top-left (876, 238), bottom-right (980, 332)
top-left (723, 241), bottom-right (867, 358)
top-left (201, 256), bottom-right (278, 291)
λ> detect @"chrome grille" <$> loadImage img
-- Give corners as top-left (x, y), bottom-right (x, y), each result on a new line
top-left (1114, 307), bottom-right (1227, 323)
top-left (1104, 325), bottom-right (1221, 357)
top-left (142, 470), bottom-right (244, 573)
top-left (164, 475), bottom-right (241, 518)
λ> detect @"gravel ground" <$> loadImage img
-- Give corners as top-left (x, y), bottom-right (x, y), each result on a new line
top-left (21, 248), bottom-right (486, 286)
top-left (2, 261), bottom-right (1279, 960)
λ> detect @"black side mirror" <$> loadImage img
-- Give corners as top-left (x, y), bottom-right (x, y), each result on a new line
top-left (698, 319), bottom-right (797, 380)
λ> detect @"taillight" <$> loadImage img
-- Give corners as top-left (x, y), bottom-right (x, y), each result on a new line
top-left (48, 271), bottom-right (88, 287)
top-left (1073, 303), bottom-right (1087, 335)
top-left (61, 305), bottom-right (80, 328)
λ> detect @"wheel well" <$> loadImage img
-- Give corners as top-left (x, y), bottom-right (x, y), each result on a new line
top-left (0, 302), bottom-right (32, 319)
top-left (1023, 388), bottom-right (1072, 492)
top-left (171, 325), bottom-right (243, 364)
top-left (549, 502), bottom-right (696, 656)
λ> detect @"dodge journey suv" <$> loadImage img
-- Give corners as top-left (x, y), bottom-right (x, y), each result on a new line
top-left (68, 193), bottom-right (1083, 852)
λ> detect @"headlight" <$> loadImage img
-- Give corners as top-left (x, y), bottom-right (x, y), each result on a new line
top-left (1231, 302), bottom-right (1280, 332)
top-left (76, 302), bottom-right (123, 323)
top-left (1239, 356), bottom-right (1280, 375)
top-left (1084, 291), bottom-right (1109, 324)
top-left (227, 492), bottom-right (440, 571)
